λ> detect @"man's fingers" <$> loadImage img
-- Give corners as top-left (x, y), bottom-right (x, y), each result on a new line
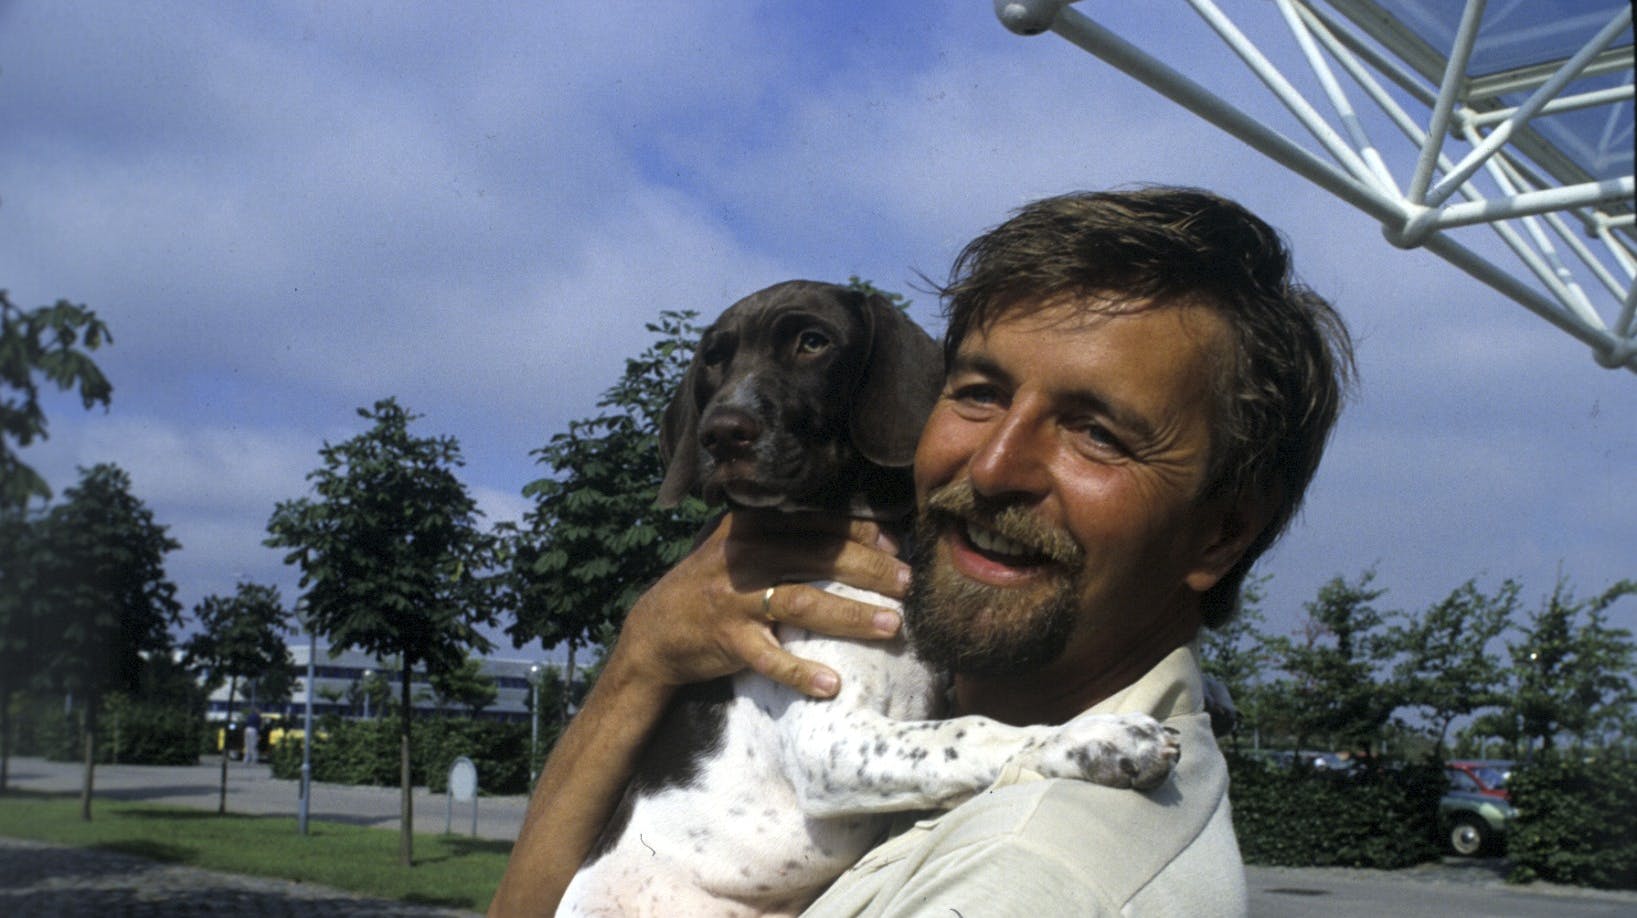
top-left (736, 627), bottom-right (840, 699)
top-left (765, 582), bottom-right (901, 639)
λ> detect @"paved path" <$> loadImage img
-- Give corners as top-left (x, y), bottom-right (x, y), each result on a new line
top-left (0, 836), bottom-right (474, 916)
top-left (6, 756), bottom-right (1637, 915)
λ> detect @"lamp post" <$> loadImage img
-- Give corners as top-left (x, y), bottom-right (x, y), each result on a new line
top-left (528, 663), bottom-right (543, 785)
top-left (298, 601), bottom-right (315, 836)
top-left (362, 668), bottom-right (373, 720)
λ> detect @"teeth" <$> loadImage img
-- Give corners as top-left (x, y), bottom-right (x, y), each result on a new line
top-left (966, 523), bottom-right (1032, 558)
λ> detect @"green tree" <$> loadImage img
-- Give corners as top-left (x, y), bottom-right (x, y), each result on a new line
top-left (350, 666), bottom-right (395, 718)
top-left (182, 582), bottom-right (293, 814)
top-left (0, 291), bottom-right (113, 510)
top-left (1263, 570), bottom-right (1398, 759)
top-left (265, 398), bottom-right (498, 866)
top-left (504, 311), bottom-right (711, 728)
top-left (1507, 578), bottom-right (1636, 755)
top-left (34, 463), bottom-right (180, 819)
top-left (1200, 574), bottom-right (1273, 750)
top-left (428, 657), bottom-right (498, 716)
top-left (0, 508), bottom-right (48, 790)
top-left (1389, 578), bottom-right (1517, 756)
top-left (846, 275), bottom-right (911, 311)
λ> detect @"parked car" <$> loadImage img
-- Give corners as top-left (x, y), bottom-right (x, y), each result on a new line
top-left (1440, 760), bottom-right (1516, 856)
top-left (1445, 759), bottom-right (1513, 800)
top-left (1256, 749), bottom-right (1357, 772)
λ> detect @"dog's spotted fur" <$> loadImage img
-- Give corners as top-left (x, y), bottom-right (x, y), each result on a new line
top-left (557, 281), bottom-right (1181, 917)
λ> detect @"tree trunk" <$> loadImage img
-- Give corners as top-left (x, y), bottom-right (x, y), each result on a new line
top-left (79, 692), bottom-right (97, 821)
top-left (400, 661), bottom-right (413, 867)
top-left (0, 684), bottom-right (12, 793)
top-left (219, 676), bottom-right (237, 816)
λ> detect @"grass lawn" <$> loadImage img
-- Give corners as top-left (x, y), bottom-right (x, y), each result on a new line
top-left (0, 791), bottom-right (510, 912)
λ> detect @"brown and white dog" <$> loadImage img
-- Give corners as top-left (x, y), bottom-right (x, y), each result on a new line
top-left (557, 280), bottom-right (1181, 917)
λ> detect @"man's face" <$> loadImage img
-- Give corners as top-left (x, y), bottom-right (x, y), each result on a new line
top-left (905, 298), bottom-right (1241, 682)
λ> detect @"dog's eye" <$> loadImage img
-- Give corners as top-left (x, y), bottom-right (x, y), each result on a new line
top-left (795, 331), bottom-right (830, 355)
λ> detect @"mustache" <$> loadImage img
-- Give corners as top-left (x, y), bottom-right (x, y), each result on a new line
top-left (920, 480), bottom-right (1084, 567)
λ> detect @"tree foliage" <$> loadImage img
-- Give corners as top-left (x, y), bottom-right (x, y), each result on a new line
top-left (1200, 574), bottom-right (1273, 750)
top-left (182, 581), bottom-right (293, 814)
top-left (265, 397), bottom-right (498, 865)
top-left (1388, 578), bottom-right (1517, 754)
top-left (0, 291), bottom-right (113, 510)
top-left (428, 656), bottom-right (499, 715)
top-left (0, 507), bottom-right (48, 790)
top-left (1504, 578), bottom-right (1637, 754)
top-left (1261, 570), bottom-right (1398, 756)
top-left (32, 463), bottom-right (181, 819)
top-left (503, 311), bottom-right (711, 725)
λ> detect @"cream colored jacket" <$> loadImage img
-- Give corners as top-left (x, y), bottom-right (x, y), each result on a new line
top-left (801, 643), bottom-right (1247, 917)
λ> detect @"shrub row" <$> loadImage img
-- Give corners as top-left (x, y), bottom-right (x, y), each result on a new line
top-left (1507, 755), bottom-right (1637, 889)
top-left (99, 695), bottom-right (207, 765)
top-left (270, 715), bottom-right (541, 795)
top-left (8, 695), bottom-right (203, 766)
top-left (1227, 754), bottom-right (1443, 869)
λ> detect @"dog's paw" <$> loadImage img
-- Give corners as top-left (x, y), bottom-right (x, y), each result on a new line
top-left (1015, 713), bottom-right (1181, 791)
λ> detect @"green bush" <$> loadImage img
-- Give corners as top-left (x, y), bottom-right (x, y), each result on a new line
top-left (271, 715), bottom-right (534, 795)
top-left (270, 715), bottom-right (400, 787)
top-left (1507, 755), bottom-right (1637, 889)
top-left (10, 695), bottom-right (78, 761)
top-left (417, 719), bottom-right (530, 795)
top-left (98, 695), bottom-right (202, 765)
top-left (1228, 754), bottom-right (1443, 868)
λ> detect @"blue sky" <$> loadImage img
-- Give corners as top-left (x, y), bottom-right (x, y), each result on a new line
top-left (2, 1), bottom-right (1632, 657)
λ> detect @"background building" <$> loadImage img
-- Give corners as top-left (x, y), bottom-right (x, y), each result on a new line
top-left (203, 641), bottom-right (576, 724)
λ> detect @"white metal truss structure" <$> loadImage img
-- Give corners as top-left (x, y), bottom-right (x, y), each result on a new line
top-left (996, 0), bottom-right (1636, 373)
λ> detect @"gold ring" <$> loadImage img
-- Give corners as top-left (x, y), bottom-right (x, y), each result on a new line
top-left (761, 585), bottom-right (777, 622)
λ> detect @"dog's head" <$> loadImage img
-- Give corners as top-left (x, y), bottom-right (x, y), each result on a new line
top-left (656, 280), bottom-right (943, 517)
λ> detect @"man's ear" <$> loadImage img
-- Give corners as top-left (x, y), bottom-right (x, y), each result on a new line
top-left (1185, 490), bottom-right (1278, 594)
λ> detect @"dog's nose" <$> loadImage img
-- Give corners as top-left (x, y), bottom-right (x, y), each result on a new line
top-left (701, 407), bottom-right (761, 459)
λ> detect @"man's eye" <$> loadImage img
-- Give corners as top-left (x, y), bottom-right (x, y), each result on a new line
top-left (1075, 421), bottom-right (1127, 455)
top-left (795, 331), bottom-right (830, 355)
top-left (950, 383), bottom-right (1002, 406)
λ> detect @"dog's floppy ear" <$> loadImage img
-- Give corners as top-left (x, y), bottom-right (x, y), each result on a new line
top-left (848, 291), bottom-right (943, 467)
top-left (656, 351), bottom-right (704, 508)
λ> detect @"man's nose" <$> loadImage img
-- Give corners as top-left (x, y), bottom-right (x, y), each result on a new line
top-left (966, 408), bottom-right (1051, 500)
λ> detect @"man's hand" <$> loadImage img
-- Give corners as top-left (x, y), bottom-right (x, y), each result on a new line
top-left (613, 510), bottom-right (911, 699)
top-left (488, 510), bottom-right (912, 915)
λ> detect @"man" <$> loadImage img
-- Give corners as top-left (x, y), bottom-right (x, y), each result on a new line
top-left (243, 710), bottom-right (261, 766)
top-left (490, 187), bottom-right (1354, 915)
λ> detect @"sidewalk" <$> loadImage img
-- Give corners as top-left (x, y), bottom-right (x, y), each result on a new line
top-left (2, 756), bottom-right (528, 841)
top-left (6, 756), bottom-right (1637, 916)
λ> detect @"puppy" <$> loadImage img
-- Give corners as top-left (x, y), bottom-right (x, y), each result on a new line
top-left (557, 280), bottom-right (1181, 917)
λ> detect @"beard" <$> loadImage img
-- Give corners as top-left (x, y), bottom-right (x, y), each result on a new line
top-left (903, 480), bottom-right (1086, 678)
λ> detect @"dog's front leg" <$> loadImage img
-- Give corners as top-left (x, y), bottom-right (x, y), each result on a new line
top-left (777, 703), bottom-right (1180, 818)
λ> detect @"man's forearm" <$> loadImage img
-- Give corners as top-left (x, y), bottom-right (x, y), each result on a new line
top-left (488, 655), bottom-right (675, 916)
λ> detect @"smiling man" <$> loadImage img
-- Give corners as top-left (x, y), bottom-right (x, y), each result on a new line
top-left (490, 187), bottom-right (1354, 916)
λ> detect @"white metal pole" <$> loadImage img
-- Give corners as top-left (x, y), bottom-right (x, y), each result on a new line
top-left (299, 615), bottom-right (315, 836)
top-left (529, 663), bottom-right (542, 785)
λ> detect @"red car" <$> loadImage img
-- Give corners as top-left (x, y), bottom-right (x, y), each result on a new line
top-left (1445, 760), bottom-right (1513, 801)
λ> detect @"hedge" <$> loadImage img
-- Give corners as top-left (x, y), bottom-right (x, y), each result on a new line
top-left (270, 715), bottom-right (537, 795)
top-left (1507, 755), bottom-right (1637, 889)
top-left (1227, 754), bottom-right (1443, 868)
top-left (99, 695), bottom-right (205, 765)
top-left (8, 694), bottom-right (202, 766)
